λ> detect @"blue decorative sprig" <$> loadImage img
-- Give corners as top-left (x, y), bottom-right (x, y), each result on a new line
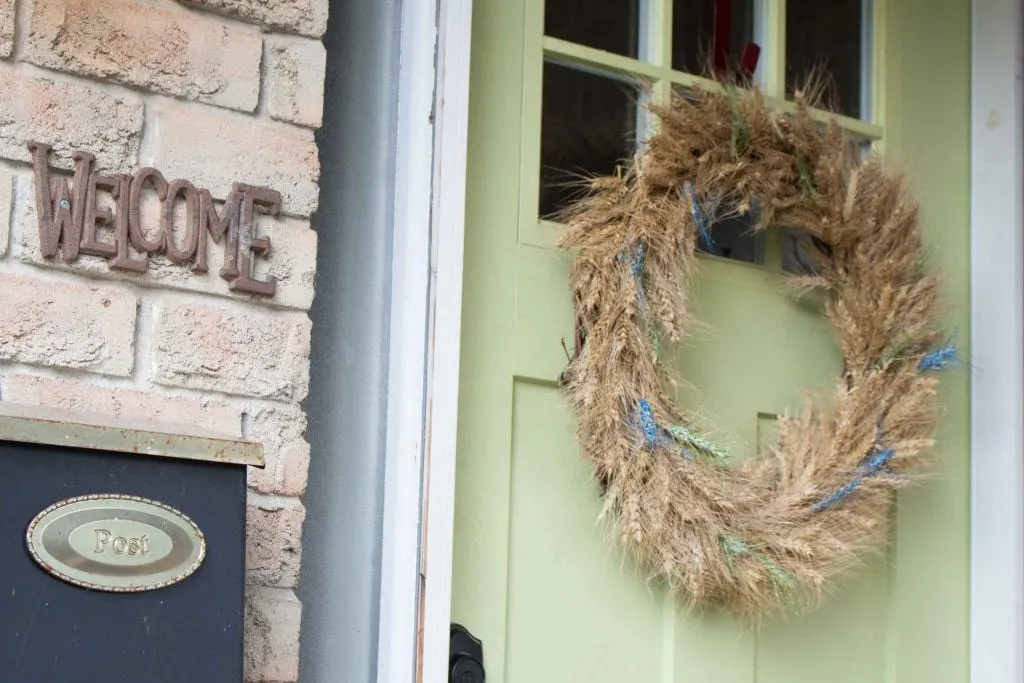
top-left (683, 182), bottom-right (715, 254)
top-left (813, 447), bottom-right (894, 512)
top-left (918, 346), bottom-right (957, 373)
top-left (637, 399), bottom-right (663, 447)
top-left (630, 242), bottom-right (645, 276)
top-left (617, 241), bottom-right (648, 312)
top-left (633, 399), bottom-right (692, 460)
top-left (633, 400), bottom-right (729, 462)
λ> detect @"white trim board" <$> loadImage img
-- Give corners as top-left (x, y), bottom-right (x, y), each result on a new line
top-left (376, 0), bottom-right (473, 679)
top-left (970, 0), bottom-right (1024, 681)
top-left (419, 0), bottom-right (474, 680)
top-left (376, 0), bottom-right (439, 681)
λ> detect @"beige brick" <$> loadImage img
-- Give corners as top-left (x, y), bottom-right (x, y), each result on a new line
top-left (249, 440), bottom-right (309, 498)
top-left (0, 66), bottom-right (142, 172)
top-left (252, 217), bottom-right (318, 309)
top-left (149, 102), bottom-right (320, 217)
top-left (1, 373), bottom-right (241, 435)
top-left (246, 494), bottom-right (304, 587)
top-left (0, 168), bottom-right (11, 258)
top-left (179, 0), bottom-right (327, 38)
top-left (245, 403), bottom-right (309, 496)
top-left (14, 173), bottom-right (318, 311)
top-left (0, 0), bottom-right (14, 57)
top-left (265, 35), bottom-right (326, 129)
top-left (24, 0), bottom-right (261, 111)
top-left (152, 302), bottom-right (311, 401)
top-left (244, 586), bottom-right (301, 682)
top-left (0, 273), bottom-right (135, 375)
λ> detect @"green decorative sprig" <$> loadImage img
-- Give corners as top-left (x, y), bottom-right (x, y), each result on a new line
top-left (669, 424), bottom-right (729, 460)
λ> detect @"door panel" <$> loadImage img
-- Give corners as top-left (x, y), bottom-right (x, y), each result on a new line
top-left (506, 380), bottom-right (664, 683)
top-left (452, 0), bottom-right (970, 681)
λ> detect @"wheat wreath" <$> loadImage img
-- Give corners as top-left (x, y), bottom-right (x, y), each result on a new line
top-left (558, 84), bottom-right (954, 620)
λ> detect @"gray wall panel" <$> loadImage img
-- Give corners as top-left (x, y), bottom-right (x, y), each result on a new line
top-left (300, 0), bottom-right (403, 680)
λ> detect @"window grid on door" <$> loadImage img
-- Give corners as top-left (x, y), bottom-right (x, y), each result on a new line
top-left (519, 0), bottom-right (886, 270)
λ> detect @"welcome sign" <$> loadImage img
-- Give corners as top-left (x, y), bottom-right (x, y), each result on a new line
top-left (27, 141), bottom-right (280, 297)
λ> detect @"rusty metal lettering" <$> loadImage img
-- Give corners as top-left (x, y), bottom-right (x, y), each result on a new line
top-left (193, 188), bottom-right (242, 278)
top-left (27, 143), bottom-right (94, 262)
top-left (230, 183), bottom-right (279, 297)
top-left (108, 174), bottom-right (147, 273)
top-left (26, 143), bottom-right (281, 298)
top-left (163, 179), bottom-right (201, 265)
top-left (128, 167), bottom-right (167, 255)
top-left (70, 151), bottom-right (96, 257)
top-left (80, 173), bottom-right (120, 258)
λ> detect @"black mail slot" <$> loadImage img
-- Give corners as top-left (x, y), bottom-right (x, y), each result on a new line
top-left (0, 440), bottom-right (248, 683)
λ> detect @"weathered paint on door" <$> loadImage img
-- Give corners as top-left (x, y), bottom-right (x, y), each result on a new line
top-left (451, 1), bottom-right (970, 681)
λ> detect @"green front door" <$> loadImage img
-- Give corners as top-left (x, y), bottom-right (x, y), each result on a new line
top-left (451, 1), bottom-right (970, 681)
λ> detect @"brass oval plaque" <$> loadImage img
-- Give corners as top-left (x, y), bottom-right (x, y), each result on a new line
top-left (26, 494), bottom-right (206, 592)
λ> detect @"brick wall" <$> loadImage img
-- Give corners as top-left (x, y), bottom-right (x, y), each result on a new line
top-left (0, 1), bottom-right (327, 680)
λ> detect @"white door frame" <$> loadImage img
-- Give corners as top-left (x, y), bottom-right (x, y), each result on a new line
top-left (378, 0), bottom-right (474, 682)
top-left (376, 0), bottom-right (440, 680)
top-left (970, 0), bottom-right (1024, 681)
top-left (417, 0), bottom-right (474, 679)
top-left (400, 0), bottom-right (1024, 681)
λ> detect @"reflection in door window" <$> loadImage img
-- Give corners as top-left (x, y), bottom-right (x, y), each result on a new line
top-left (781, 227), bottom-right (823, 274)
top-left (699, 210), bottom-right (765, 264)
top-left (539, 62), bottom-right (639, 220)
top-left (545, 0), bottom-right (643, 58)
top-left (786, 0), bottom-right (871, 119)
top-left (672, 0), bottom-right (755, 76)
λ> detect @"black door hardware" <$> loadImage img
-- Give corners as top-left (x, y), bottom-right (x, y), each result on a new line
top-left (449, 623), bottom-right (485, 683)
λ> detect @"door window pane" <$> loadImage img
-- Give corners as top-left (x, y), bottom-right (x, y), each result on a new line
top-left (698, 206), bottom-right (764, 264)
top-left (540, 62), bottom-right (639, 220)
top-left (545, 0), bottom-right (642, 58)
top-left (786, 0), bottom-right (869, 119)
top-left (780, 227), bottom-right (823, 274)
top-left (672, 0), bottom-right (754, 76)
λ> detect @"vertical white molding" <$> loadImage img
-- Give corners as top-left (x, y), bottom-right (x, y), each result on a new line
top-left (420, 0), bottom-right (474, 680)
top-left (970, 0), bottom-right (1024, 681)
top-left (377, 0), bottom-right (438, 681)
